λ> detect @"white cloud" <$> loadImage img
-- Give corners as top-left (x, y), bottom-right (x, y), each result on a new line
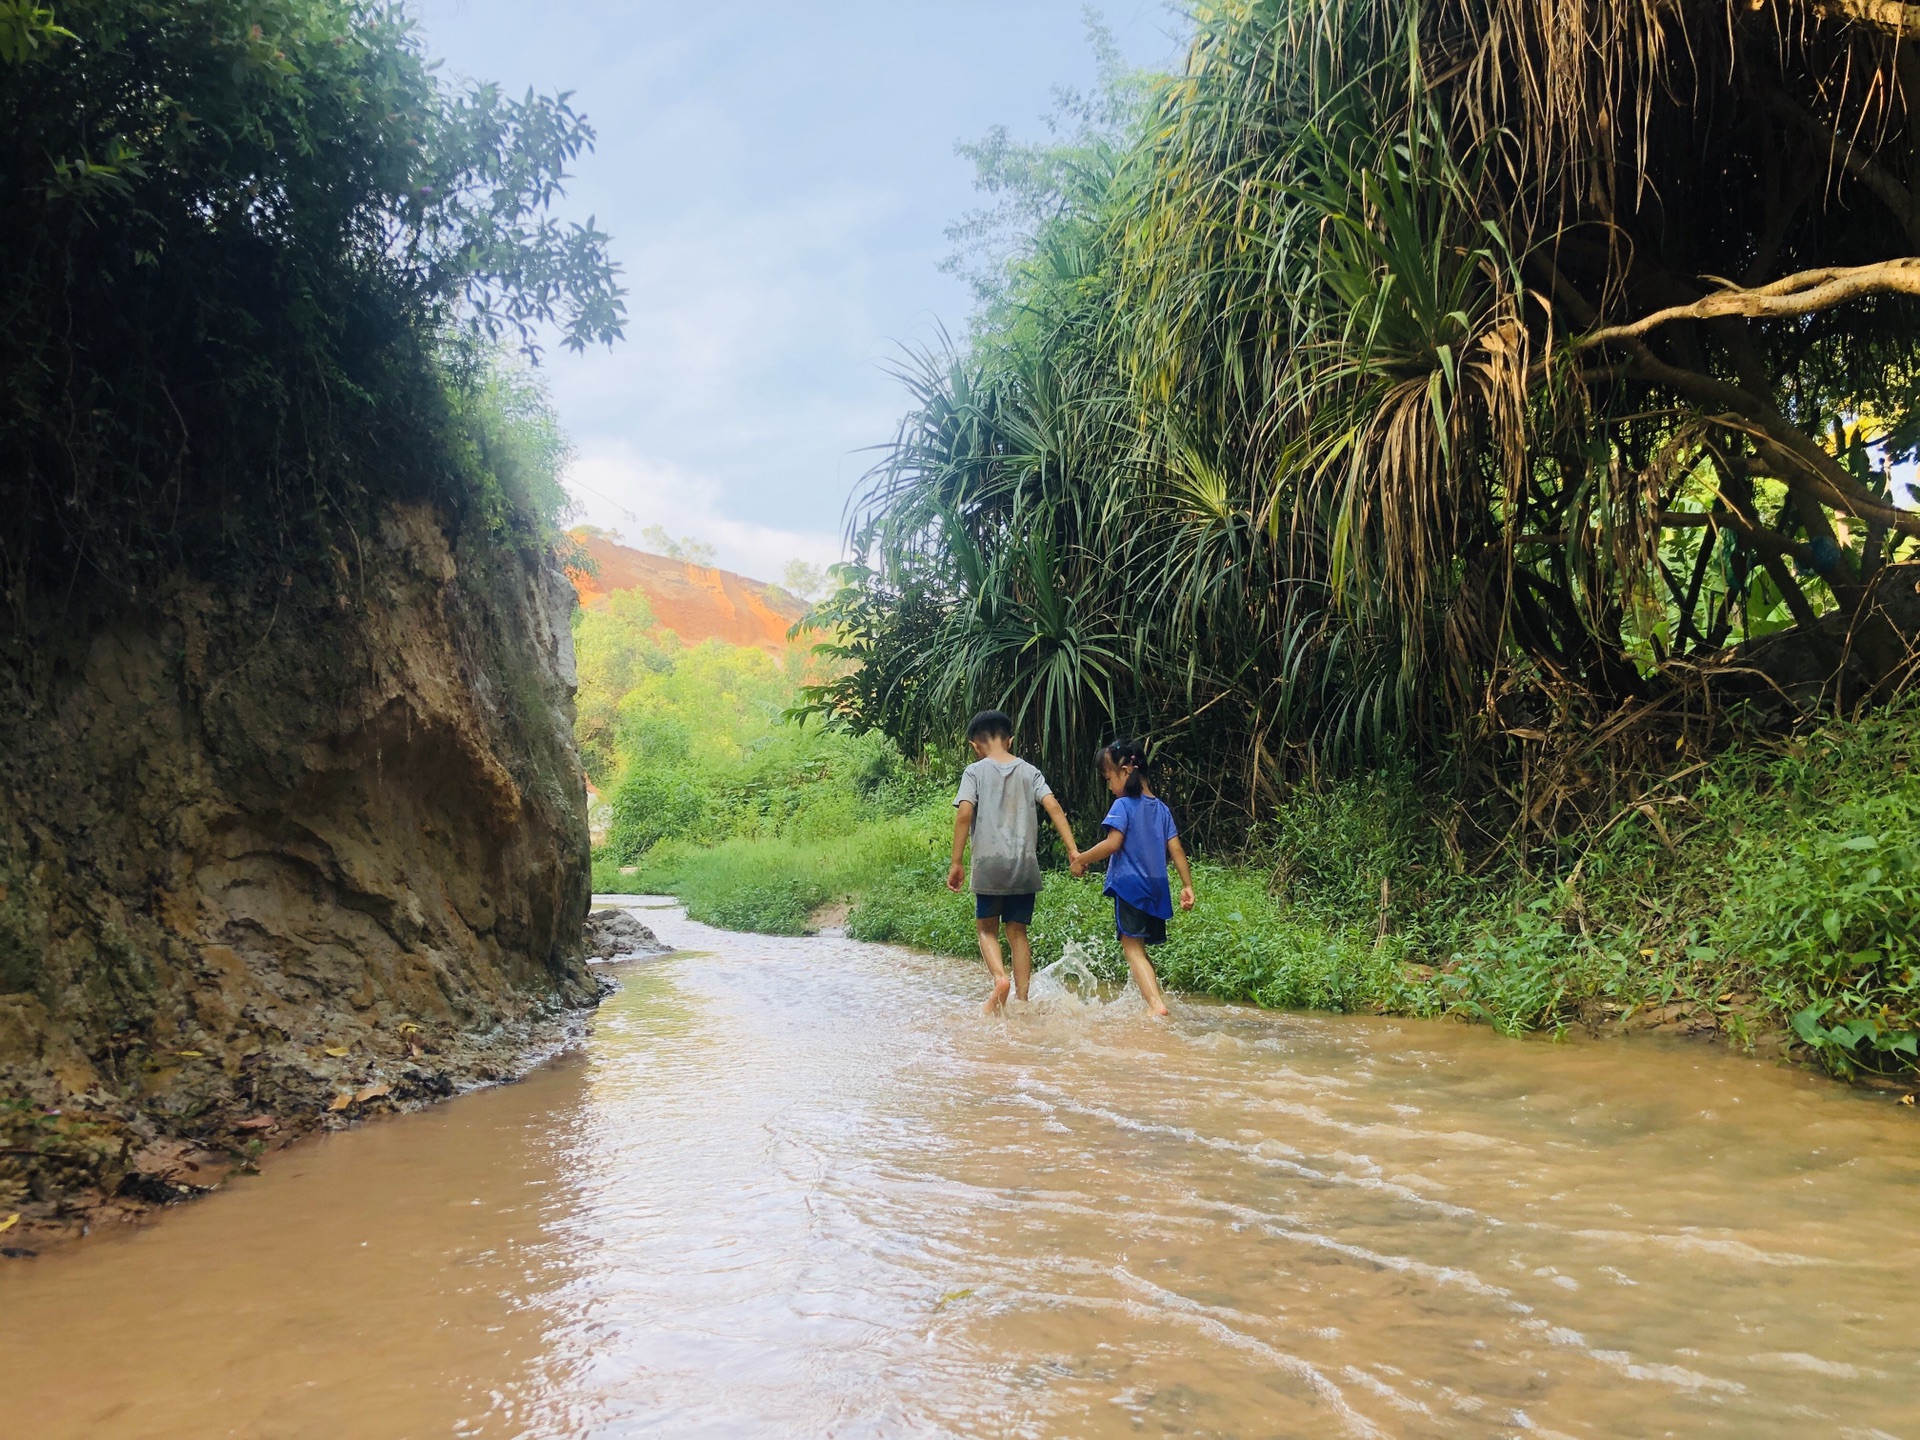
top-left (416, 0), bottom-right (1182, 552)
top-left (565, 443), bottom-right (846, 584)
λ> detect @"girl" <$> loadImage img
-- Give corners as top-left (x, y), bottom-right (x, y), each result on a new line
top-left (1070, 739), bottom-right (1194, 1017)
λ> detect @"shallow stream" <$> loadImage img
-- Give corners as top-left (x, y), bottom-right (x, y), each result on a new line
top-left (3, 900), bottom-right (1917, 1438)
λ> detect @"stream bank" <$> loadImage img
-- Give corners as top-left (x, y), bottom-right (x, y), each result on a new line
top-left (618, 693), bottom-right (1920, 1089)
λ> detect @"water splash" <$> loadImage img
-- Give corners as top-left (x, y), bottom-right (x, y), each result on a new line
top-left (1028, 940), bottom-right (1148, 1014)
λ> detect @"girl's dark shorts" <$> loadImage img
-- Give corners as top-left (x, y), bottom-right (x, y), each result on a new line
top-left (1114, 897), bottom-right (1168, 945)
top-left (975, 892), bottom-right (1037, 926)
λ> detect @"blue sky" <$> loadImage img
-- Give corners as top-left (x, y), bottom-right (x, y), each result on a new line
top-left (413, 1), bottom-right (1185, 581)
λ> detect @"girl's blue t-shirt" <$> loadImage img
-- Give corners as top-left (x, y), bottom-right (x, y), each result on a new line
top-left (1100, 795), bottom-right (1178, 919)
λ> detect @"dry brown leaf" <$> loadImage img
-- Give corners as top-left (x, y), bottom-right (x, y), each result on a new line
top-left (234, 1115), bottom-right (276, 1132)
top-left (323, 1047), bottom-right (350, 1058)
top-left (326, 1092), bottom-right (352, 1112)
top-left (353, 1082), bottom-right (391, 1104)
top-left (0, 1213), bottom-right (17, 1234)
top-left (176, 1049), bottom-right (204, 1058)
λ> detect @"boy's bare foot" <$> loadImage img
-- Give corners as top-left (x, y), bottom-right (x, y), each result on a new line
top-left (984, 977), bottom-right (1012, 1014)
top-left (1149, 1002), bottom-right (1171, 1018)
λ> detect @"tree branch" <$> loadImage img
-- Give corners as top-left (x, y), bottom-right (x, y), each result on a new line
top-left (1577, 258), bottom-right (1920, 347)
top-left (1676, 505), bottom-right (1723, 647)
top-left (1713, 466), bottom-right (1826, 635)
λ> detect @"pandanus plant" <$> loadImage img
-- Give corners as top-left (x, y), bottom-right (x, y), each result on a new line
top-left (812, 0), bottom-right (1920, 835)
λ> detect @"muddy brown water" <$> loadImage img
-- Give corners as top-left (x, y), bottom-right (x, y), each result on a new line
top-left (3, 900), bottom-right (1918, 1439)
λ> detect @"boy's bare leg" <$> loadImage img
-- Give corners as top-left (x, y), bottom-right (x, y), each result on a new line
top-left (1005, 923), bottom-right (1033, 1000)
top-left (1121, 936), bottom-right (1171, 1017)
top-left (977, 917), bottom-right (1012, 1013)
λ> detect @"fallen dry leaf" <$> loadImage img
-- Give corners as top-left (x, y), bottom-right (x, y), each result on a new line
top-left (176, 1049), bottom-right (204, 1059)
top-left (0, 1213), bottom-right (17, 1235)
top-left (327, 1092), bottom-right (352, 1112)
top-left (323, 1046), bottom-right (350, 1058)
top-left (353, 1082), bottom-right (391, 1104)
top-left (1901, 1094), bottom-right (1916, 1107)
top-left (234, 1115), bottom-right (276, 1132)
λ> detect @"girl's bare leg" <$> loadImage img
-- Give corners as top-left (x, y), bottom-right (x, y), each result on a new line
top-left (1121, 935), bottom-right (1170, 1017)
top-left (977, 918), bottom-right (1012, 1013)
top-left (1005, 923), bottom-right (1033, 1000)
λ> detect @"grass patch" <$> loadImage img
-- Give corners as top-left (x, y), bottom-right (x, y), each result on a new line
top-left (599, 803), bottom-right (951, 935)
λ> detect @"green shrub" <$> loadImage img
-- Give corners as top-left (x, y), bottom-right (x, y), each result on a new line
top-left (605, 770), bottom-right (713, 864)
top-left (1257, 765), bottom-right (1451, 932)
top-left (1425, 697), bottom-right (1920, 1069)
top-left (1702, 713), bottom-right (1920, 1074)
top-left (2, 0), bottom-right (622, 590)
top-left (793, 850), bottom-right (1403, 1014)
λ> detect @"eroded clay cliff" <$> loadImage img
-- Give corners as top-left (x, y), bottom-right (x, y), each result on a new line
top-left (565, 532), bottom-right (809, 652)
top-left (0, 502), bottom-right (596, 1234)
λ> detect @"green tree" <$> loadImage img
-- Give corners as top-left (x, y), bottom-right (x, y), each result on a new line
top-left (0, 0), bottom-right (624, 602)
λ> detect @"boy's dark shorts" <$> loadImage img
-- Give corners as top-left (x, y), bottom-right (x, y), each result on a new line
top-left (1114, 897), bottom-right (1168, 945)
top-left (975, 892), bottom-right (1037, 926)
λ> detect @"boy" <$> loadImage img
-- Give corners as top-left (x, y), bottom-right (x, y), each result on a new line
top-left (946, 710), bottom-right (1080, 1014)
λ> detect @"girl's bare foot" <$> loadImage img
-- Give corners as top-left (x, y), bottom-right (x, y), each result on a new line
top-left (1149, 1001), bottom-right (1170, 1018)
top-left (983, 977), bottom-right (1012, 1014)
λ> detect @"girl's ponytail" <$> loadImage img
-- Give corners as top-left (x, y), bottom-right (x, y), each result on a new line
top-left (1101, 737), bottom-right (1150, 798)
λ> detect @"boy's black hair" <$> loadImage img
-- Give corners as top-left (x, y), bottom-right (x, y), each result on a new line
top-left (966, 709), bottom-right (1014, 742)
top-left (1099, 737), bottom-right (1150, 798)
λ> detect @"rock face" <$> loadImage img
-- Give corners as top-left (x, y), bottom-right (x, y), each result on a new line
top-left (0, 501), bottom-right (597, 1232)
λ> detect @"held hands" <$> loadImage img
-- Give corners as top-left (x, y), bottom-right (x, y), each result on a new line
top-left (946, 860), bottom-right (965, 892)
top-left (1068, 848), bottom-right (1086, 879)
top-left (1179, 883), bottom-right (1195, 912)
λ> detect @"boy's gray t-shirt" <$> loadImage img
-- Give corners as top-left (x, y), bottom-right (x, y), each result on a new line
top-left (957, 757), bottom-right (1052, 895)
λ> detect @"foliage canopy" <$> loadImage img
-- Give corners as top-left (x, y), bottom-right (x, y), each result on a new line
top-left (0, 0), bottom-right (623, 605)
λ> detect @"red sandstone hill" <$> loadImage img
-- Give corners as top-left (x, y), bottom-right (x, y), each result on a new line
top-left (565, 532), bottom-right (809, 653)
